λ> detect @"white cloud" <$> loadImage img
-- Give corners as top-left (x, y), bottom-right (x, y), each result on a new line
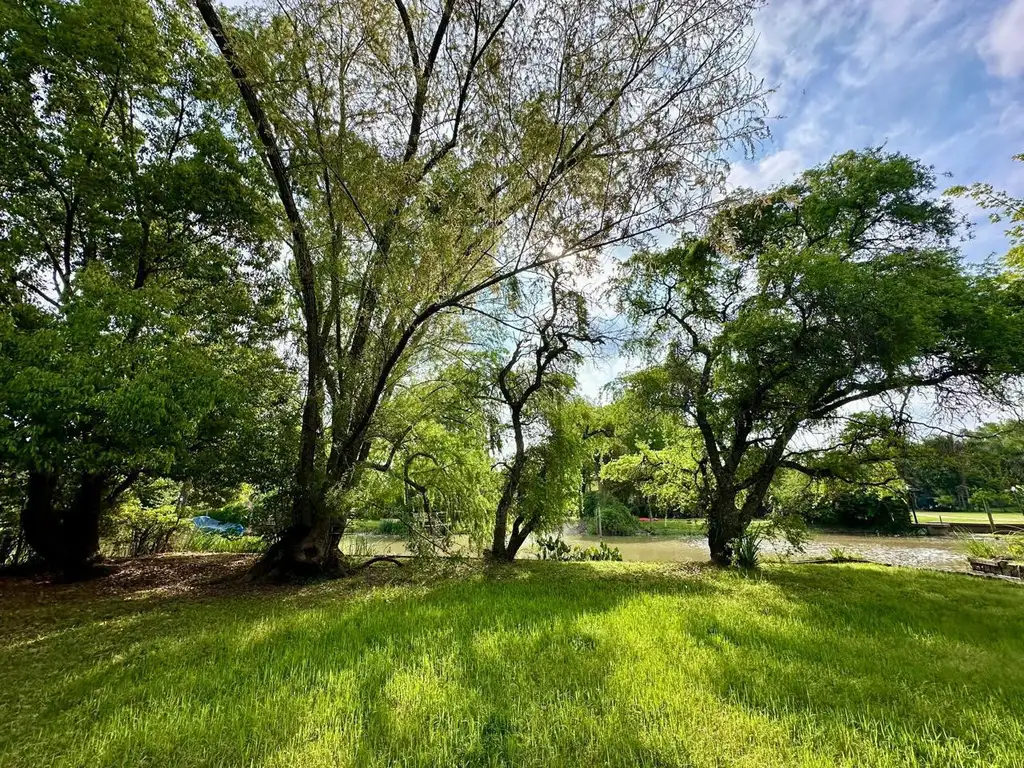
top-left (728, 148), bottom-right (805, 190)
top-left (837, 0), bottom-right (973, 88)
top-left (980, 0), bottom-right (1024, 77)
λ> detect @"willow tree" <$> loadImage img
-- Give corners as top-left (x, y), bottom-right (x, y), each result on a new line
top-left (195, 0), bottom-right (767, 577)
top-left (616, 150), bottom-right (1024, 565)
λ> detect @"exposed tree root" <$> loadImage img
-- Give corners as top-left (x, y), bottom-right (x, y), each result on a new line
top-left (349, 555), bottom-right (404, 571)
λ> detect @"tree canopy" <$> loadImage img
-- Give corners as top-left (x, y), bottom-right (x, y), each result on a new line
top-left (1, 1), bottom-right (1022, 578)
top-left (614, 149), bottom-right (1024, 563)
top-left (0, 0), bottom-right (293, 574)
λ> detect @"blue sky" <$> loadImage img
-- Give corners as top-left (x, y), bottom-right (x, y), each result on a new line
top-left (730, 0), bottom-right (1024, 260)
top-left (578, 0), bottom-right (1024, 400)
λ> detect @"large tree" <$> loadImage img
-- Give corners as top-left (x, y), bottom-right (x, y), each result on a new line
top-left (195, 0), bottom-right (768, 577)
top-left (0, 0), bottom-right (287, 575)
top-left (615, 149), bottom-right (1024, 565)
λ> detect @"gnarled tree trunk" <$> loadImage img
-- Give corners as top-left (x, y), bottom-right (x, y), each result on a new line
top-left (705, 486), bottom-right (744, 566)
top-left (21, 470), bottom-right (107, 578)
top-left (246, 437), bottom-right (359, 581)
top-left (247, 510), bottom-right (345, 581)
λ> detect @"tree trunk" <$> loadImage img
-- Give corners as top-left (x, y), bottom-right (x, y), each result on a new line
top-left (246, 511), bottom-right (344, 581)
top-left (490, 455), bottom-right (527, 557)
top-left (21, 470), bottom-right (106, 578)
top-left (247, 445), bottom-right (353, 581)
top-left (705, 486), bottom-right (743, 566)
top-left (503, 517), bottom-right (534, 561)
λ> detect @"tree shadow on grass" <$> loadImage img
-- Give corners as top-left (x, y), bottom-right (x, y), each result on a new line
top-left (0, 561), bottom-right (722, 767)
top-left (3, 562), bottom-right (1023, 767)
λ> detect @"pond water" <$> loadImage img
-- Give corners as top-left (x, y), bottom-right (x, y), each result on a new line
top-left (341, 528), bottom-right (973, 572)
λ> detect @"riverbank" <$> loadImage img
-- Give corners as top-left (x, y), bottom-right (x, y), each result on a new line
top-left (2, 556), bottom-right (1023, 767)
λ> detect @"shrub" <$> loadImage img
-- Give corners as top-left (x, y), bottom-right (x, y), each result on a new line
top-left (376, 518), bottom-right (409, 536)
top-left (585, 497), bottom-right (639, 536)
top-left (536, 535), bottom-right (574, 561)
top-left (535, 536), bottom-right (623, 562)
top-left (1007, 535), bottom-right (1024, 562)
top-left (575, 542), bottom-right (624, 561)
top-left (827, 491), bottom-right (912, 532)
top-left (828, 547), bottom-right (859, 563)
top-left (734, 532), bottom-right (760, 569)
top-left (211, 498), bottom-right (251, 527)
top-left (245, 489), bottom-right (291, 538)
top-left (106, 500), bottom-right (183, 557)
top-left (581, 491), bottom-right (606, 518)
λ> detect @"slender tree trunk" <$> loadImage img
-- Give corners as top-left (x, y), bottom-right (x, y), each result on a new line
top-left (490, 454), bottom-right (527, 560)
top-left (198, 0), bottom-right (337, 582)
top-left (490, 405), bottom-right (528, 560)
top-left (21, 470), bottom-right (106, 578)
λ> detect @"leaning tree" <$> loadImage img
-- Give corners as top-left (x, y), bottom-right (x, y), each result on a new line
top-left (195, 0), bottom-right (768, 577)
top-left (615, 149), bottom-right (1024, 565)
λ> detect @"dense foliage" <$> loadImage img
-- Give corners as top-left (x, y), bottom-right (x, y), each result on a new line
top-left (0, 1), bottom-right (1021, 577)
top-left (0, 0), bottom-right (295, 574)
top-left (614, 150), bottom-right (1024, 563)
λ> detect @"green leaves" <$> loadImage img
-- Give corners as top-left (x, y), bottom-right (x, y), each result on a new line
top-left (613, 149), bottom-right (1024, 551)
top-left (0, 0), bottom-right (291, 509)
top-left (947, 152), bottom-right (1024, 271)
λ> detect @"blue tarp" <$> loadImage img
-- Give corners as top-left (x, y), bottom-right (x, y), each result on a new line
top-left (192, 515), bottom-right (245, 537)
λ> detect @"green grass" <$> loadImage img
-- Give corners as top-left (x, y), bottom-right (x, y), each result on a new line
top-left (915, 510), bottom-right (1024, 525)
top-left (174, 529), bottom-right (267, 553)
top-left (637, 518), bottom-right (707, 536)
top-left (345, 518), bottom-right (388, 534)
top-left (2, 561), bottom-right (1024, 767)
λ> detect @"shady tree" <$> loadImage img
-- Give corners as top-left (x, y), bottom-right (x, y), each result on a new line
top-left (615, 149), bottom-right (1024, 565)
top-left (195, 0), bottom-right (768, 577)
top-left (0, 0), bottom-right (286, 576)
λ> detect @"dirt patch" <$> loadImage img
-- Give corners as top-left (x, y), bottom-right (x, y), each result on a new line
top-left (0, 553), bottom-right (259, 604)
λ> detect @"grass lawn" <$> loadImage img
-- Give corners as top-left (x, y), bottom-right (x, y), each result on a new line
top-left (915, 510), bottom-right (1024, 525)
top-left (636, 518), bottom-right (707, 536)
top-left (2, 558), bottom-right (1023, 767)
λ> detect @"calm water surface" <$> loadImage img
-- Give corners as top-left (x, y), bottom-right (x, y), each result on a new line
top-left (342, 528), bottom-right (972, 571)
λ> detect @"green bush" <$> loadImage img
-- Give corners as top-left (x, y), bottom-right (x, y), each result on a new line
top-left (585, 496), bottom-right (639, 536)
top-left (828, 547), bottom-right (860, 563)
top-left (825, 491), bottom-right (912, 532)
top-left (535, 536), bottom-right (623, 562)
top-left (535, 535), bottom-right (573, 561)
top-left (575, 542), bottom-right (624, 561)
top-left (1007, 535), bottom-right (1024, 562)
top-left (106, 500), bottom-right (183, 558)
top-left (375, 518), bottom-right (409, 536)
top-left (211, 499), bottom-right (251, 527)
top-left (582, 491), bottom-right (608, 518)
top-left (245, 489), bottom-right (291, 538)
